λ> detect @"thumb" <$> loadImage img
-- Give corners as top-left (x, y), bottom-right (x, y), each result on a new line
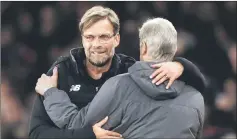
top-left (95, 116), bottom-right (108, 127)
top-left (52, 67), bottom-right (58, 80)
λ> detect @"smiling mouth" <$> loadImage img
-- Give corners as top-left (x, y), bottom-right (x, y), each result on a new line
top-left (92, 51), bottom-right (106, 54)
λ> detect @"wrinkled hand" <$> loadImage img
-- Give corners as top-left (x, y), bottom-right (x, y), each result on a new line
top-left (35, 67), bottom-right (58, 95)
top-left (150, 62), bottom-right (184, 89)
top-left (93, 116), bottom-right (122, 139)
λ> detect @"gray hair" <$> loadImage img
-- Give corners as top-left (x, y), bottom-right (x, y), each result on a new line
top-left (139, 18), bottom-right (177, 62)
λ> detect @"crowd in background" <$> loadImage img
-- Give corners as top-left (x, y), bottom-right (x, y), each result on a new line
top-left (1, 1), bottom-right (236, 139)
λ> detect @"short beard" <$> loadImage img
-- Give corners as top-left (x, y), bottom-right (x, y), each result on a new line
top-left (88, 57), bottom-right (111, 67)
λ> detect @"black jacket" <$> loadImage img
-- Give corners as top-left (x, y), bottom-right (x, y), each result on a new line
top-left (43, 61), bottom-right (205, 138)
top-left (28, 48), bottom-right (206, 139)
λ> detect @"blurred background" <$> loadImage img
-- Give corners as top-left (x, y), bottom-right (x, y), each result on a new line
top-left (1, 1), bottom-right (236, 139)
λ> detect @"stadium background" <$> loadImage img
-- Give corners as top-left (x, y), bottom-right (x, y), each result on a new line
top-left (1, 1), bottom-right (236, 139)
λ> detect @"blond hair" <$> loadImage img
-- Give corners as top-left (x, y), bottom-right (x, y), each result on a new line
top-left (79, 6), bottom-right (120, 34)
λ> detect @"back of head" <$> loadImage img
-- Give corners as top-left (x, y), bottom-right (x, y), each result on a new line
top-left (139, 18), bottom-right (177, 62)
top-left (79, 6), bottom-right (120, 34)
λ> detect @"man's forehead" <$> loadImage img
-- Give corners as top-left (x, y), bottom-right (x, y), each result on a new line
top-left (82, 18), bottom-right (114, 35)
top-left (83, 31), bottom-right (113, 35)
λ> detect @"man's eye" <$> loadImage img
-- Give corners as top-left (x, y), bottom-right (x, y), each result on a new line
top-left (85, 36), bottom-right (94, 40)
top-left (100, 35), bottom-right (110, 40)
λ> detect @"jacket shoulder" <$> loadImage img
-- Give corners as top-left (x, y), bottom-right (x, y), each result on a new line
top-left (171, 89), bottom-right (205, 119)
top-left (182, 87), bottom-right (204, 110)
top-left (117, 54), bottom-right (136, 64)
top-left (109, 73), bottom-right (133, 92)
top-left (47, 56), bottom-right (70, 75)
top-left (117, 54), bottom-right (136, 71)
top-left (54, 56), bottom-right (70, 66)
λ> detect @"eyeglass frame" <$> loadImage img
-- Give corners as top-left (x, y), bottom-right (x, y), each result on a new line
top-left (81, 33), bottom-right (118, 44)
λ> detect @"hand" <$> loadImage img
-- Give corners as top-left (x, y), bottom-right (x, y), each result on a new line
top-left (93, 116), bottom-right (122, 139)
top-left (35, 67), bottom-right (58, 95)
top-left (150, 62), bottom-right (184, 89)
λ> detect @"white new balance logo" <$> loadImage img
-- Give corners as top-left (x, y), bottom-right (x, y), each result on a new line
top-left (70, 85), bottom-right (81, 92)
top-left (96, 87), bottom-right (99, 92)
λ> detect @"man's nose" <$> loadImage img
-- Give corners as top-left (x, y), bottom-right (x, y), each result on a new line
top-left (92, 37), bottom-right (102, 48)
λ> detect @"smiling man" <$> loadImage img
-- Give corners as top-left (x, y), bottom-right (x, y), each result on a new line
top-left (81, 17), bottom-right (121, 80)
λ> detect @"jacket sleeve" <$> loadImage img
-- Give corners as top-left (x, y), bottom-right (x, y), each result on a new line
top-left (28, 60), bottom-right (96, 139)
top-left (43, 76), bottom-right (121, 130)
top-left (174, 57), bottom-right (207, 93)
top-left (28, 94), bottom-right (95, 139)
top-left (43, 87), bottom-right (90, 129)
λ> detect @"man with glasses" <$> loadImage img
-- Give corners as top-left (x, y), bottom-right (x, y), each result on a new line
top-left (29, 6), bottom-right (206, 139)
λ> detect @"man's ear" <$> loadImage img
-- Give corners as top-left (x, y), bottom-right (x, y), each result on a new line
top-left (141, 42), bottom-right (148, 55)
top-left (114, 34), bottom-right (120, 48)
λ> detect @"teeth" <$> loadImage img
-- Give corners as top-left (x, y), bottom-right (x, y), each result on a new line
top-left (93, 52), bottom-right (104, 54)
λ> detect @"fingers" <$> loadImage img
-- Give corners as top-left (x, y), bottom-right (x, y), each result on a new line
top-left (41, 74), bottom-right (47, 78)
top-left (38, 74), bottom-right (48, 83)
top-left (152, 71), bottom-right (166, 84)
top-left (155, 75), bottom-right (169, 86)
top-left (150, 68), bottom-right (163, 79)
top-left (95, 116), bottom-right (108, 127)
top-left (35, 81), bottom-right (41, 93)
top-left (106, 131), bottom-right (122, 137)
top-left (166, 77), bottom-right (175, 89)
top-left (150, 62), bottom-right (181, 88)
top-left (35, 84), bottom-right (38, 92)
top-left (37, 76), bottom-right (43, 86)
